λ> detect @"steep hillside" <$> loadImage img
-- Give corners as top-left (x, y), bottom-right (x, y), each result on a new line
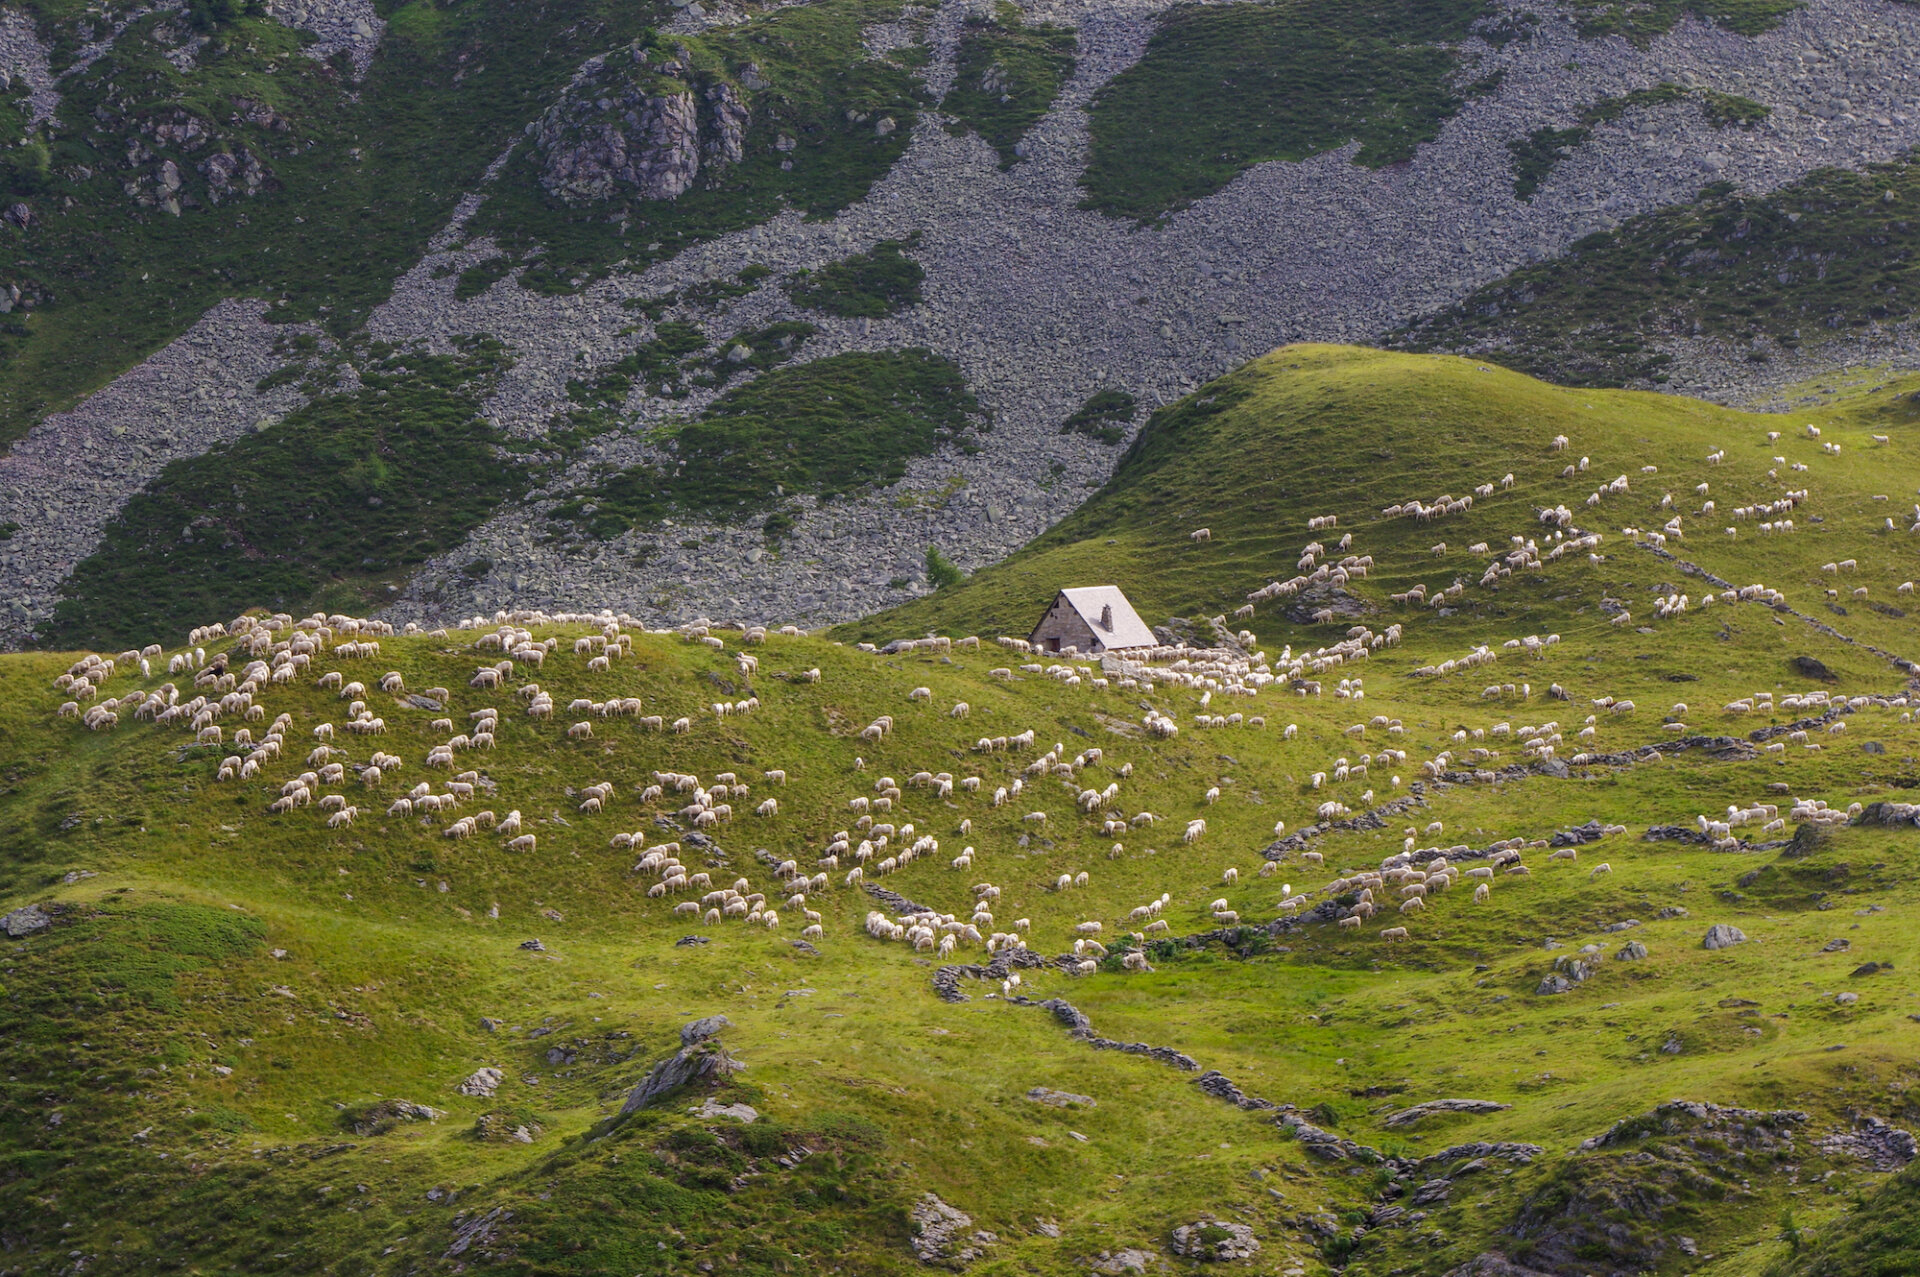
top-left (5, 348), bottom-right (1920, 1275)
top-left (8, 0), bottom-right (1920, 644)
top-left (842, 344), bottom-right (1920, 664)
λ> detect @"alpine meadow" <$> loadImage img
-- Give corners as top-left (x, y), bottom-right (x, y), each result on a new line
top-left (8, 1), bottom-right (1920, 1275)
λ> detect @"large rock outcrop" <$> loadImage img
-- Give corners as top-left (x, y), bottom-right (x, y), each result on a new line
top-left (619, 1013), bottom-right (743, 1113)
top-left (535, 43), bottom-right (751, 205)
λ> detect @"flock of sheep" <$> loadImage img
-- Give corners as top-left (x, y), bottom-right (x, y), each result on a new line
top-left (44, 416), bottom-right (1911, 965)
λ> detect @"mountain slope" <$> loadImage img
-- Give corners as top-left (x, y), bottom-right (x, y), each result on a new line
top-left (841, 343), bottom-right (1920, 665)
top-left (8, 0), bottom-right (1920, 644)
top-left (0, 0), bottom-right (674, 439)
top-left (5, 348), bottom-right (1920, 1274)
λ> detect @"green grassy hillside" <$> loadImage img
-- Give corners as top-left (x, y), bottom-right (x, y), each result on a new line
top-left (5, 347), bottom-right (1920, 1275)
top-left (843, 344), bottom-right (1920, 662)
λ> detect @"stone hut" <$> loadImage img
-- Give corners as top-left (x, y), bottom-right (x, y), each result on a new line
top-left (1028, 587), bottom-right (1155, 656)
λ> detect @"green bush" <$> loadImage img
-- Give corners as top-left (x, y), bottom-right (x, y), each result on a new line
top-left (925, 544), bottom-right (964, 590)
top-left (1059, 388), bottom-right (1137, 444)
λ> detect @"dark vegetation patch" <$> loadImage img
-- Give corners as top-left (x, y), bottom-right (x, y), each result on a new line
top-left (544, 318), bottom-right (818, 450)
top-left (943, 1), bottom-right (1078, 168)
top-left (1561, 0), bottom-right (1803, 42)
top-left (624, 264), bottom-right (774, 322)
top-left (1766, 1159), bottom-right (1920, 1277)
top-left (479, 1107), bottom-right (911, 1273)
top-left (617, 321), bottom-right (716, 400)
top-left (1393, 155), bottom-right (1920, 386)
top-left (786, 237), bottom-right (925, 318)
top-left (553, 349), bottom-right (985, 538)
top-left (1059, 387), bottom-right (1138, 444)
top-left (1509, 84), bottom-right (1768, 200)
top-left (0, 0), bottom-right (677, 446)
top-left (924, 543), bottom-right (964, 589)
top-left (1080, 0), bottom-right (1491, 223)
top-left (45, 339), bottom-right (521, 649)
top-left (700, 321), bottom-right (820, 387)
top-left (1701, 89), bottom-right (1773, 128)
top-left (454, 254), bottom-right (517, 301)
top-left (468, 0), bottom-right (924, 296)
top-left (1500, 1105), bottom-right (1808, 1273)
top-left (9, 902), bottom-right (265, 1014)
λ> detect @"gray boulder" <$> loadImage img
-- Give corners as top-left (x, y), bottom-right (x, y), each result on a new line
top-left (1384, 1099), bottom-right (1510, 1127)
top-left (349, 1098), bottom-right (444, 1135)
top-left (456, 1067), bottom-right (505, 1098)
top-left (1703, 924), bottom-right (1748, 950)
top-left (1028, 1086), bottom-right (1096, 1108)
top-left (1442, 1254), bottom-right (1556, 1277)
top-left (533, 44), bottom-right (751, 206)
top-left (910, 1192), bottom-right (996, 1266)
top-left (691, 1098), bottom-right (759, 1122)
top-left (1, 904), bottom-right (51, 938)
top-left (1038, 998), bottom-right (1093, 1034)
top-left (1170, 1220), bottom-right (1259, 1261)
top-left (680, 1014), bottom-right (730, 1045)
top-left (620, 1016), bottom-right (743, 1114)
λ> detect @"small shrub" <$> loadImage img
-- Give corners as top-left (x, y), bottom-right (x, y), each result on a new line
top-left (1059, 388), bottom-right (1137, 444)
top-left (925, 544), bottom-right (964, 590)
